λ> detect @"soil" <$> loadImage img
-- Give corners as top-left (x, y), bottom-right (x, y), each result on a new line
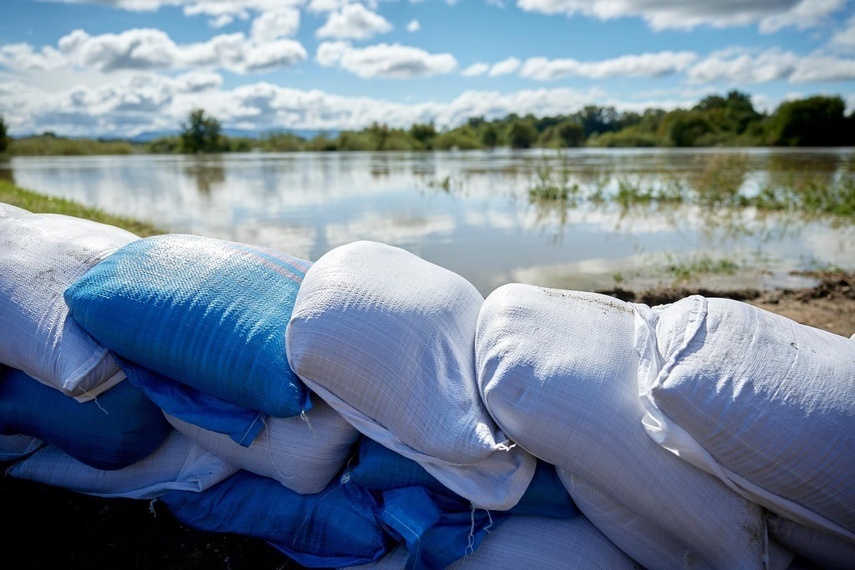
top-left (2, 273), bottom-right (853, 569)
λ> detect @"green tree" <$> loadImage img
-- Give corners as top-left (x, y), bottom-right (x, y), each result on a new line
top-left (409, 122), bottom-right (437, 149)
top-left (573, 106), bottom-right (620, 138)
top-left (180, 108), bottom-right (222, 153)
top-left (662, 110), bottom-right (715, 147)
top-left (481, 124), bottom-right (499, 148)
top-left (554, 121), bottom-right (584, 147)
top-left (0, 116), bottom-right (7, 153)
top-left (766, 95), bottom-right (853, 146)
top-left (508, 120), bottom-right (538, 149)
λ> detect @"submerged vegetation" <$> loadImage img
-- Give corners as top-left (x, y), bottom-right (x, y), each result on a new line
top-left (2, 92), bottom-right (853, 157)
top-left (525, 150), bottom-right (855, 218)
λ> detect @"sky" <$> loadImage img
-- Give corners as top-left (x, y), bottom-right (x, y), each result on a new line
top-left (0, 0), bottom-right (854, 138)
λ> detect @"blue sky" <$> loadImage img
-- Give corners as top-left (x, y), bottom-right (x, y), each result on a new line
top-left (1, 0), bottom-right (853, 137)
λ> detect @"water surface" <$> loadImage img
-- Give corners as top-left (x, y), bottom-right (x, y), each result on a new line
top-left (4, 148), bottom-right (854, 295)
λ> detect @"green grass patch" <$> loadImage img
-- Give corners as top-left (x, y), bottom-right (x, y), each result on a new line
top-left (9, 135), bottom-right (141, 156)
top-left (0, 180), bottom-right (164, 237)
top-left (666, 254), bottom-right (740, 282)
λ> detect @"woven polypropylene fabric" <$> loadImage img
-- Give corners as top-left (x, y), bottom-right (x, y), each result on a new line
top-left (0, 202), bottom-right (30, 219)
top-left (562, 472), bottom-right (708, 570)
top-left (65, 234), bottom-right (312, 418)
top-left (165, 398), bottom-right (360, 495)
top-left (0, 366), bottom-right (171, 470)
top-left (347, 437), bottom-right (578, 519)
top-left (6, 430), bottom-right (238, 499)
top-left (650, 296), bottom-right (855, 540)
top-left (160, 470), bottom-right (394, 568)
top-left (0, 434), bottom-right (43, 461)
top-left (286, 241), bottom-right (535, 511)
top-left (767, 513), bottom-right (855, 570)
top-left (350, 515), bottom-right (638, 570)
top-left (475, 284), bottom-right (766, 569)
top-left (0, 213), bottom-right (137, 399)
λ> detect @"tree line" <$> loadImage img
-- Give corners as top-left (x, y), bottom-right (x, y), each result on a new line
top-left (1, 91), bottom-right (854, 156)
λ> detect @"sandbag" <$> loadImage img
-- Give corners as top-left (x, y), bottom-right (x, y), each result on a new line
top-left (0, 213), bottom-right (137, 400)
top-left (5, 430), bottom-right (238, 499)
top-left (475, 284), bottom-right (767, 568)
top-left (64, 234), bottom-right (312, 417)
top-left (160, 470), bottom-right (394, 568)
top-left (347, 437), bottom-right (578, 519)
top-left (644, 296), bottom-right (855, 540)
top-left (767, 513), bottom-right (855, 570)
top-left (286, 241), bottom-right (535, 510)
top-left (365, 484), bottom-right (508, 570)
top-left (0, 366), bottom-right (171, 470)
top-left (165, 398), bottom-right (360, 495)
top-left (563, 472), bottom-right (797, 570)
top-left (561, 472), bottom-right (702, 570)
top-left (0, 202), bottom-right (29, 218)
top-left (0, 434), bottom-right (42, 462)
top-left (348, 515), bottom-right (639, 570)
top-left (121, 359), bottom-right (266, 446)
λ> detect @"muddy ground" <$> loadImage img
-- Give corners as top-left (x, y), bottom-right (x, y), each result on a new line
top-left (2, 274), bottom-right (853, 569)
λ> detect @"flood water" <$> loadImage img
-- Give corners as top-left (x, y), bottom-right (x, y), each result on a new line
top-left (3, 147), bottom-right (854, 296)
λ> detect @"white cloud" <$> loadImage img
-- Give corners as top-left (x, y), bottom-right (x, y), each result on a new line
top-left (515, 0), bottom-right (847, 32)
top-left (315, 4), bottom-right (393, 40)
top-left (519, 51), bottom-right (697, 80)
top-left (407, 19), bottom-right (421, 32)
top-left (173, 70), bottom-right (224, 92)
top-left (831, 16), bottom-right (855, 50)
top-left (7, 70), bottom-right (709, 138)
top-left (44, 28), bottom-right (307, 75)
top-left (316, 40), bottom-right (352, 66)
top-left (315, 42), bottom-right (457, 78)
top-left (251, 9), bottom-right (301, 42)
top-left (688, 48), bottom-right (855, 84)
top-left (306, 0), bottom-right (350, 12)
top-left (489, 57), bottom-right (521, 76)
top-left (461, 62), bottom-right (489, 76)
top-left (0, 43), bottom-right (67, 72)
top-left (63, 28), bottom-right (177, 72)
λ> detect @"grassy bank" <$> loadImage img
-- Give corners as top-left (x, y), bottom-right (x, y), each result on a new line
top-left (0, 180), bottom-right (164, 237)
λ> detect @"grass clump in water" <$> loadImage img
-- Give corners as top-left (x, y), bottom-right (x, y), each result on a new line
top-left (666, 253), bottom-right (740, 282)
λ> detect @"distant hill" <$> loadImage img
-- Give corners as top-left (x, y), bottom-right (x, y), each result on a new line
top-left (129, 128), bottom-right (338, 143)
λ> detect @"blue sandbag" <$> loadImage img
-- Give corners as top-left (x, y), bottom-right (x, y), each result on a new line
top-left (120, 358), bottom-right (264, 447)
top-left (64, 234), bottom-right (312, 418)
top-left (346, 437), bottom-right (579, 518)
top-left (372, 485), bottom-right (508, 570)
top-left (160, 470), bottom-right (394, 568)
top-left (0, 367), bottom-right (171, 470)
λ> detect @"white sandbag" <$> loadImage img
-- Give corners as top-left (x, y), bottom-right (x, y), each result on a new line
top-left (476, 284), bottom-right (766, 568)
top-left (0, 202), bottom-right (29, 219)
top-left (563, 472), bottom-right (796, 570)
top-left (4, 430), bottom-right (237, 499)
top-left (767, 513), bottom-right (855, 570)
top-left (643, 296), bottom-right (855, 540)
top-left (164, 398), bottom-right (360, 494)
top-left (348, 515), bottom-right (639, 570)
top-left (562, 472), bottom-right (703, 570)
top-left (0, 213), bottom-right (137, 400)
top-left (286, 241), bottom-right (535, 511)
top-left (0, 434), bottom-right (43, 461)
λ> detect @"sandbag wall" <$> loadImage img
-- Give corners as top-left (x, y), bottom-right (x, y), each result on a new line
top-left (1, 202), bottom-right (853, 569)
